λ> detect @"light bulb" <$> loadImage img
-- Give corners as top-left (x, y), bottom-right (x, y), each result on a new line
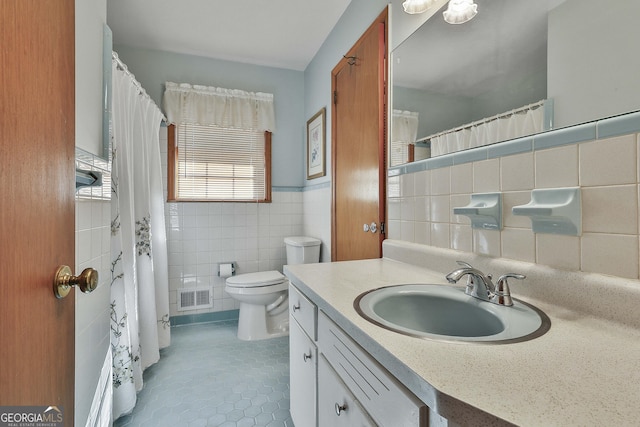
top-left (402, 0), bottom-right (435, 15)
top-left (443, 0), bottom-right (478, 24)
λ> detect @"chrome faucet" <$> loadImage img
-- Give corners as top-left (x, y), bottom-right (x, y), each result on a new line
top-left (445, 261), bottom-right (525, 306)
top-left (446, 261), bottom-right (495, 301)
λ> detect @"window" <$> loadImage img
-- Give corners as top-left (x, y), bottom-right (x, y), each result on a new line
top-left (167, 124), bottom-right (271, 202)
top-left (163, 81), bottom-right (275, 202)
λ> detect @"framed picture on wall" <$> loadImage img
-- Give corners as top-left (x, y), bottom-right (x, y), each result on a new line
top-left (306, 107), bottom-right (326, 180)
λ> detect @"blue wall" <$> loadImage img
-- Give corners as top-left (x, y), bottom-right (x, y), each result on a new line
top-left (303, 0), bottom-right (389, 188)
top-left (114, 0), bottom-right (390, 189)
top-left (113, 45), bottom-right (306, 187)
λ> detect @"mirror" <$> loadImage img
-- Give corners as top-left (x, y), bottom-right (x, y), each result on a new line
top-left (103, 24), bottom-right (113, 161)
top-left (391, 0), bottom-right (640, 165)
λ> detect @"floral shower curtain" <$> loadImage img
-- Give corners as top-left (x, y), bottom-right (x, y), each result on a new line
top-left (110, 55), bottom-right (170, 419)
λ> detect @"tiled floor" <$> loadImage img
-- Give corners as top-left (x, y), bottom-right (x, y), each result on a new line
top-left (114, 321), bottom-right (293, 427)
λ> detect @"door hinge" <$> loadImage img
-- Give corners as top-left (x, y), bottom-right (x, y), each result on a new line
top-left (333, 90), bottom-right (337, 105)
top-left (380, 221), bottom-right (385, 234)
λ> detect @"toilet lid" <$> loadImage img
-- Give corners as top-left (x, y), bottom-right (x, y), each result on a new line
top-left (226, 271), bottom-right (286, 288)
top-left (284, 236), bottom-right (321, 247)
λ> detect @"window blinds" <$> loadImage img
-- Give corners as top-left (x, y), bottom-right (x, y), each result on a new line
top-left (176, 123), bottom-right (266, 201)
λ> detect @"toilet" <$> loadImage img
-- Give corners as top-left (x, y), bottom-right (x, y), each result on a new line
top-left (225, 236), bottom-right (321, 341)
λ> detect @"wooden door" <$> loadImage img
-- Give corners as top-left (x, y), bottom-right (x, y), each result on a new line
top-left (0, 1), bottom-right (76, 424)
top-left (331, 9), bottom-right (387, 261)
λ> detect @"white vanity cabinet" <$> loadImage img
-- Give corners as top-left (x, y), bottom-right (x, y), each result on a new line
top-left (289, 284), bottom-right (318, 427)
top-left (289, 284), bottom-right (430, 427)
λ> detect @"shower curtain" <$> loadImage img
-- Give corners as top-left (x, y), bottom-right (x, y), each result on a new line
top-left (110, 56), bottom-right (170, 419)
top-left (430, 100), bottom-right (546, 157)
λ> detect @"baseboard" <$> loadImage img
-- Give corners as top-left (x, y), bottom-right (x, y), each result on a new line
top-left (170, 309), bottom-right (240, 326)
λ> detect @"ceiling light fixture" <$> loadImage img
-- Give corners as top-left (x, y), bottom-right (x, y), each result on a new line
top-left (402, 0), bottom-right (436, 15)
top-left (443, 0), bottom-right (478, 24)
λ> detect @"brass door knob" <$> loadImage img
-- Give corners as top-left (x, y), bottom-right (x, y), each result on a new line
top-left (54, 265), bottom-right (99, 299)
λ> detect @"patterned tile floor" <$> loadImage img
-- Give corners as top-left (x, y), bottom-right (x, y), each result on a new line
top-left (114, 321), bottom-right (293, 427)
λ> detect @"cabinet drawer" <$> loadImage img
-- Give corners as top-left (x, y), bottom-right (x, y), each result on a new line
top-left (318, 311), bottom-right (428, 427)
top-left (289, 284), bottom-right (317, 341)
top-left (318, 354), bottom-right (377, 427)
top-left (290, 318), bottom-right (317, 427)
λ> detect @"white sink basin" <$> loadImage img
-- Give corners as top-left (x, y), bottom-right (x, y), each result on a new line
top-left (355, 284), bottom-right (550, 343)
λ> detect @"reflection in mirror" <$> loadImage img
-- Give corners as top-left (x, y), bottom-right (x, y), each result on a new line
top-left (103, 24), bottom-right (113, 161)
top-left (390, 0), bottom-right (640, 166)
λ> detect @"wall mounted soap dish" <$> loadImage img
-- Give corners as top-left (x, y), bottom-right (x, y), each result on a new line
top-left (453, 193), bottom-right (502, 230)
top-left (512, 187), bottom-right (581, 236)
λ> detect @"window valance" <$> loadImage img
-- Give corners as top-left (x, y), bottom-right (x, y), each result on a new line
top-left (163, 81), bottom-right (276, 131)
top-left (392, 110), bottom-right (419, 146)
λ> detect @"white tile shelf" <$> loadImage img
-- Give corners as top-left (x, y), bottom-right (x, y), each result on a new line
top-left (512, 187), bottom-right (581, 236)
top-left (452, 192), bottom-right (502, 230)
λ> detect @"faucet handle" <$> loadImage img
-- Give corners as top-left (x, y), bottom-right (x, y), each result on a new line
top-left (491, 273), bottom-right (526, 306)
top-left (454, 261), bottom-right (493, 283)
top-left (500, 273), bottom-right (526, 281)
top-left (456, 260), bottom-right (474, 268)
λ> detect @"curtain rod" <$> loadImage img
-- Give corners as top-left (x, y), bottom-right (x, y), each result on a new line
top-left (112, 51), bottom-right (166, 122)
top-left (416, 99), bottom-right (545, 143)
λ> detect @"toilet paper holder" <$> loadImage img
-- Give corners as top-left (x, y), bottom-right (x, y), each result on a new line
top-left (218, 262), bottom-right (236, 277)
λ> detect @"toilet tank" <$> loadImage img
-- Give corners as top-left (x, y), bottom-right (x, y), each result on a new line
top-left (284, 236), bottom-right (321, 265)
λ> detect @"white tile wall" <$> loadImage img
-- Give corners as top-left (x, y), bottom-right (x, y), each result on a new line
top-left (579, 134), bottom-right (636, 186)
top-left (501, 152), bottom-right (534, 191)
top-left (473, 158), bottom-right (500, 192)
top-left (159, 127), bottom-right (305, 317)
top-left (164, 194), bottom-right (304, 316)
top-left (535, 145), bottom-right (579, 188)
top-left (388, 132), bottom-right (640, 280)
top-left (75, 194), bottom-right (111, 426)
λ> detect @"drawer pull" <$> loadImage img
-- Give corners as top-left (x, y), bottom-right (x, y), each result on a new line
top-left (292, 303), bottom-right (301, 312)
top-left (335, 402), bottom-right (347, 416)
top-left (303, 352), bottom-right (312, 362)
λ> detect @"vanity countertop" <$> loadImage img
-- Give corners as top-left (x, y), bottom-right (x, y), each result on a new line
top-left (284, 253), bottom-right (640, 426)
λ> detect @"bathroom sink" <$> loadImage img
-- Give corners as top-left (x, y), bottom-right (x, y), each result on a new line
top-left (354, 284), bottom-right (550, 343)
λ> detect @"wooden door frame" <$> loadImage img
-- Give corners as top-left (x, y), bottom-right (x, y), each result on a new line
top-left (330, 7), bottom-right (388, 261)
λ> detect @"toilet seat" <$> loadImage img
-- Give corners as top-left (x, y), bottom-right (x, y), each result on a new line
top-left (226, 271), bottom-right (286, 288)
